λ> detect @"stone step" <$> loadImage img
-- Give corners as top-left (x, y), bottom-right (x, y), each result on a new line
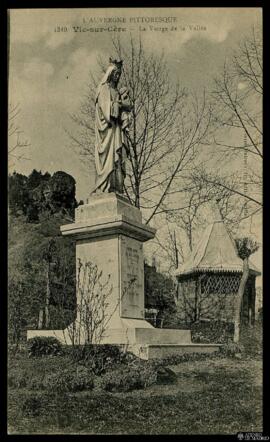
top-left (133, 328), bottom-right (192, 344)
top-left (99, 328), bottom-right (192, 345)
top-left (26, 328), bottom-right (192, 346)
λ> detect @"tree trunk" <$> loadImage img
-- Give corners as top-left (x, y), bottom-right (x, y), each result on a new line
top-left (194, 277), bottom-right (200, 322)
top-left (251, 280), bottom-right (256, 326)
top-left (188, 225), bottom-right (193, 253)
top-left (248, 308), bottom-right (252, 327)
top-left (173, 230), bottom-right (179, 269)
top-left (45, 265), bottom-right (50, 328)
top-left (38, 309), bottom-right (44, 329)
top-left (234, 257), bottom-right (249, 343)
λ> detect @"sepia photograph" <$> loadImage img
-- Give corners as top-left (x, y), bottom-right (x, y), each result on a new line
top-left (8, 7), bottom-right (263, 435)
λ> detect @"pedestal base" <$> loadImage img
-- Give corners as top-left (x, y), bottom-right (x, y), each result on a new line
top-left (26, 327), bottom-right (221, 360)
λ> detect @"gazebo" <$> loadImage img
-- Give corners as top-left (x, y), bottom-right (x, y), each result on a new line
top-left (175, 216), bottom-right (260, 326)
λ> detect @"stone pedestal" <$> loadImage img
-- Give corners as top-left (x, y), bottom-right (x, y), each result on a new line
top-left (60, 192), bottom-right (156, 340)
top-left (27, 192), bottom-right (221, 359)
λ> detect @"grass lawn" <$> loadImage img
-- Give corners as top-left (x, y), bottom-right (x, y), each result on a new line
top-left (8, 325), bottom-right (263, 435)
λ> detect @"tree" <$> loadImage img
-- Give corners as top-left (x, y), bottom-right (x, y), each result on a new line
top-left (8, 170), bottom-right (49, 221)
top-left (8, 103), bottom-right (30, 168)
top-left (8, 213), bottom-right (77, 339)
top-left (164, 175), bottom-right (213, 254)
top-left (8, 247), bottom-right (46, 343)
top-left (48, 236), bottom-right (76, 329)
top-left (46, 171), bottom-right (77, 216)
top-left (181, 169), bottom-right (261, 235)
top-left (38, 239), bottom-right (57, 329)
top-left (27, 169), bottom-right (44, 189)
top-left (8, 170), bottom-right (77, 223)
top-left (140, 27), bottom-right (262, 271)
top-left (211, 26), bottom-right (262, 211)
top-left (144, 262), bottom-right (176, 327)
top-left (151, 169), bottom-right (255, 276)
top-left (8, 172), bottom-right (30, 217)
top-left (69, 260), bottom-right (112, 345)
top-left (64, 259), bottom-right (136, 345)
top-left (234, 237), bottom-right (259, 342)
top-left (8, 279), bottom-right (28, 346)
top-left (69, 36), bottom-right (213, 221)
top-left (26, 169), bottom-right (47, 222)
top-left (26, 171), bottom-right (77, 221)
top-left (151, 225), bottom-right (183, 275)
top-left (190, 168), bottom-right (262, 216)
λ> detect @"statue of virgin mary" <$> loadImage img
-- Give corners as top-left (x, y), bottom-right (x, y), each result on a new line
top-left (93, 58), bottom-right (132, 194)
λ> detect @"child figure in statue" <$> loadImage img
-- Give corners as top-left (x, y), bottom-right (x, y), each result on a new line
top-left (119, 87), bottom-right (132, 132)
top-left (119, 86), bottom-right (132, 158)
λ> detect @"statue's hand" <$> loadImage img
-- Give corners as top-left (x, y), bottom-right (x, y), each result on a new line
top-left (122, 99), bottom-right (133, 111)
top-left (120, 95), bottom-right (132, 111)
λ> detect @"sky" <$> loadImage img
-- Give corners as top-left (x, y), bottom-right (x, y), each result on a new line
top-left (9, 7), bottom-right (262, 198)
top-left (8, 7), bottom-right (263, 275)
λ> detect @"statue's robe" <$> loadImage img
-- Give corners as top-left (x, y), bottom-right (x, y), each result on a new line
top-left (94, 83), bottom-right (124, 192)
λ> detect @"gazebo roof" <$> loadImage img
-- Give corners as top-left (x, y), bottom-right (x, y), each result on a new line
top-left (175, 219), bottom-right (260, 278)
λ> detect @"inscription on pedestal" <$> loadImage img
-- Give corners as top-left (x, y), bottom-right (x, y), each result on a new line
top-left (120, 236), bottom-right (144, 319)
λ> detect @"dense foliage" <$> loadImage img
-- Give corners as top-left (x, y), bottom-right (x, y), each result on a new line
top-left (8, 170), bottom-right (77, 344)
top-left (99, 364), bottom-right (157, 392)
top-left (27, 337), bottom-right (63, 357)
top-left (9, 170), bottom-right (77, 222)
top-left (219, 342), bottom-right (244, 358)
top-left (144, 262), bottom-right (176, 325)
top-left (44, 366), bottom-right (94, 393)
top-left (66, 344), bottom-right (128, 375)
top-left (235, 237), bottom-right (260, 260)
top-left (8, 324), bottom-right (262, 434)
top-left (191, 320), bottom-right (234, 344)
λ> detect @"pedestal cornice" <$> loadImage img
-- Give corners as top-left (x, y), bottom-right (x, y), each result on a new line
top-left (61, 214), bottom-right (156, 242)
top-left (61, 193), bottom-right (156, 242)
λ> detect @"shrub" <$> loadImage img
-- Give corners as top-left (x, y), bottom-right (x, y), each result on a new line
top-left (156, 366), bottom-right (177, 385)
top-left (191, 320), bottom-right (234, 344)
top-left (44, 366), bottom-right (94, 392)
top-left (119, 351), bottom-right (139, 366)
top-left (240, 322), bottom-right (262, 356)
top-left (28, 336), bottom-right (62, 357)
top-left (99, 364), bottom-right (157, 392)
top-left (21, 395), bottom-right (43, 417)
top-left (220, 341), bottom-right (244, 358)
top-left (66, 344), bottom-right (124, 375)
top-left (149, 350), bottom-right (221, 368)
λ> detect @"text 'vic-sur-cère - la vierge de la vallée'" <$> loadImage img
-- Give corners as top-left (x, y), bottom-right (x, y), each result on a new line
top-left (54, 16), bottom-right (207, 33)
